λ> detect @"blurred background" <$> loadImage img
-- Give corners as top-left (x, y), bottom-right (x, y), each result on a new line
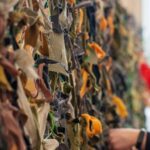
top-left (121, 0), bottom-right (150, 60)
top-left (119, 0), bottom-right (150, 131)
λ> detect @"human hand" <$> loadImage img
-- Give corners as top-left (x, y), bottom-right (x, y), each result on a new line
top-left (108, 128), bottom-right (140, 150)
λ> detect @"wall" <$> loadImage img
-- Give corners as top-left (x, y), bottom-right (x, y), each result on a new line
top-left (119, 0), bottom-right (142, 27)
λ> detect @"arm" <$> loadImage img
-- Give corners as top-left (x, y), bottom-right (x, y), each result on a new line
top-left (109, 128), bottom-right (147, 150)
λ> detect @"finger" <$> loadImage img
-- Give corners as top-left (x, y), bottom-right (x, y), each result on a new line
top-left (108, 143), bottom-right (114, 150)
top-left (108, 138), bottom-right (115, 150)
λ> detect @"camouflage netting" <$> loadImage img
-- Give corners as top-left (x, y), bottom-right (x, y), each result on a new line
top-left (0, 0), bottom-right (144, 149)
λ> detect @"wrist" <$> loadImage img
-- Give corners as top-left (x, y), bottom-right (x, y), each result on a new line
top-left (129, 129), bottom-right (140, 147)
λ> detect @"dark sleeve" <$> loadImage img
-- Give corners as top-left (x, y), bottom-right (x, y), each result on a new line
top-left (146, 132), bottom-right (150, 150)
